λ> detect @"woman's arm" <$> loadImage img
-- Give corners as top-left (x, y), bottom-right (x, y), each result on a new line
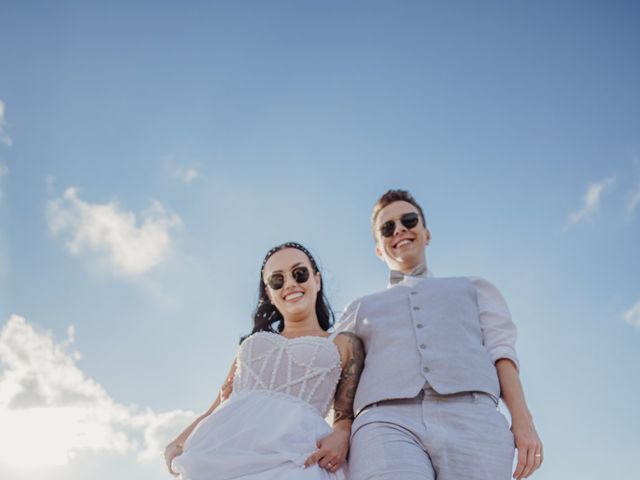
top-left (304, 333), bottom-right (364, 473)
top-left (164, 359), bottom-right (237, 476)
top-left (496, 358), bottom-right (543, 480)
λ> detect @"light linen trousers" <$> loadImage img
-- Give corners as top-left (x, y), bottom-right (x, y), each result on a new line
top-left (348, 387), bottom-right (515, 480)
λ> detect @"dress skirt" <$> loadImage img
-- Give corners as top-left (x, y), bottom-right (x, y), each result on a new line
top-left (172, 389), bottom-right (346, 480)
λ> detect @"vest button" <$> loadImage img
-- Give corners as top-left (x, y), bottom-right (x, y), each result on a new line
top-left (423, 366), bottom-right (430, 372)
top-left (416, 323), bottom-right (424, 328)
top-left (413, 306), bottom-right (420, 311)
top-left (410, 291), bottom-right (418, 295)
top-left (419, 344), bottom-right (426, 349)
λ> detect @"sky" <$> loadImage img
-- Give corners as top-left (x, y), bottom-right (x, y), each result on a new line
top-left (1, 1), bottom-right (639, 479)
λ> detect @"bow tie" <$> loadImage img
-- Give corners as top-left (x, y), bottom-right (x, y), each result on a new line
top-left (389, 263), bottom-right (428, 285)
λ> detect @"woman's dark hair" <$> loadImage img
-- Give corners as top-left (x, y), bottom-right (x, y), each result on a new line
top-left (243, 242), bottom-right (334, 342)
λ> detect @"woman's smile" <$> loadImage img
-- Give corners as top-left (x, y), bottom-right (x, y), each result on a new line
top-left (284, 291), bottom-right (304, 302)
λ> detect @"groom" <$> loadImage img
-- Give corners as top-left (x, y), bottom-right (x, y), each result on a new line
top-left (339, 189), bottom-right (542, 480)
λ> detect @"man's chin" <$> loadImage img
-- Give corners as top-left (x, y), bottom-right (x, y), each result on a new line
top-left (389, 254), bottom-right (423, 271)
top-left (388, 260), bottom-right (417, 272)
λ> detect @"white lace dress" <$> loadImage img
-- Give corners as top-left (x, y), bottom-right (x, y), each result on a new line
top-left (172, 331), bottom-right (346, 480)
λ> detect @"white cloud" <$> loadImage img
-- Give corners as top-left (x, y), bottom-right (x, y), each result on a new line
top-left (47, 187), bottom-right (182, 277)
top-left (0, 315), bottom-right (194, 469)
top-left (568, 177), bottom-right (615, 225)
top-left (622, 301), bottom-right (640, 328)
top-left (176, 167), bottom-right (200, 184)
top-left (162, 154), bottom-right (201, 184)
top-left (0, 100), bottom-right (11, 146)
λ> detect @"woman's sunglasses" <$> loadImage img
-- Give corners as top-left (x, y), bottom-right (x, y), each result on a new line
top-left (379, 212), bottom-right (420, 238)
top-left (265, 266), bottom-right (311, 290)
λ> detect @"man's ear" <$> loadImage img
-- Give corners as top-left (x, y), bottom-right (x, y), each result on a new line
top-left (375, 244), bottom-right (385, 261)
top-left (425, 229), bottom-right (431, 246)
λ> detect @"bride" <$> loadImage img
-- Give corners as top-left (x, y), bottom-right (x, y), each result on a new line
top-left (164, 242), bottom-right (364, 479)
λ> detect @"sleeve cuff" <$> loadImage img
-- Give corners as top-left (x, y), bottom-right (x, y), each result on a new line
top-left (491, 346), bottom-right (520, 372)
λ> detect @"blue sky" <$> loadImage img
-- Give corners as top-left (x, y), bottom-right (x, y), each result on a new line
top-left (1, 1), bottom-right (639, 479)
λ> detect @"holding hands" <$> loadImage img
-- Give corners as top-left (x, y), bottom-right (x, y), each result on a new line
top-left (304, 330), bottom-right (364, 473)
top-left (304, 426), bottom-right (350, 473)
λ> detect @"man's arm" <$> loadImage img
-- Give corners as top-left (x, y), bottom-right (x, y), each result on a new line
top-left (471, 277), bottom-right (543, 478)
top-left (496, 358), bottom-right (543, 479)
top-left (333, 300), bottom-right (360, 335)
top-left (470, 276), bottom-right (520, 368)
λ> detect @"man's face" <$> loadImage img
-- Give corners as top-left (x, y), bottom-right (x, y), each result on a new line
top-left (374, 200), bottom-right (430, 272)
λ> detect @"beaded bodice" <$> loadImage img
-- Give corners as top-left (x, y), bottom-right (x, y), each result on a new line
top-left (233, 332), bottom-right (342, 417)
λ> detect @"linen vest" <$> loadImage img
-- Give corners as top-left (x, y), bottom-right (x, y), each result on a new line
top-left (351, 276), bottom-right (500, 415)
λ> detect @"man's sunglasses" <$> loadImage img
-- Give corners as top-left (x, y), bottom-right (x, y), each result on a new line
top-left (265, 266), bottom-right (311, 290)
top-left (379, 212), bottom-right (420, 238)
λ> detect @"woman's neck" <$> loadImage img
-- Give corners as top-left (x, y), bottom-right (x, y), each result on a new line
top-left (281, 315), bottom-right (325, 338)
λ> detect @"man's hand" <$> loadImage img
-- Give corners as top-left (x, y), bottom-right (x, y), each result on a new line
top-left (494, 358), bottom-right (543, 479)
top-left (512, 418), bottom-right (543, 479)
top-left (303, 426), bottom-right (350, 473)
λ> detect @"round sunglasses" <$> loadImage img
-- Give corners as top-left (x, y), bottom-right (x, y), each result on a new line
top-left (378, 212), bottom-right (420, 238)
top-left (265, 266), bottom-right (311, 290)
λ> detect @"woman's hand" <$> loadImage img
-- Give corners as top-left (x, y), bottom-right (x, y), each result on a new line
top-left (303, 426), bottom-right (350, 473)
top-left (163, 440), bottom-right (184, 476)
top-left (162, 360), bottom-right (236, 477)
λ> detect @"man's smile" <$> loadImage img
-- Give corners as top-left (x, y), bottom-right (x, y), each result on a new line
top-left (393, 238), bottom-right (414, 249)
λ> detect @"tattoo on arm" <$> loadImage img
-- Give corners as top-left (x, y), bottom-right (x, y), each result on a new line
top-left (333, 332), bottom-right (365, 424)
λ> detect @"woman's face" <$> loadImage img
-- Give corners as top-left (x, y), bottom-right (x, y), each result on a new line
top-left (262, 248), bottom-right (321, 323)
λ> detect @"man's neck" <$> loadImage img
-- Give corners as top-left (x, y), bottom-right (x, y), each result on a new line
top-left (395, 262), bottom-right (427, 276)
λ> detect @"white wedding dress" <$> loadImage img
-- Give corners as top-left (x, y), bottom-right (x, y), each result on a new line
top-left (172, 331), bottom-right (347, 480)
